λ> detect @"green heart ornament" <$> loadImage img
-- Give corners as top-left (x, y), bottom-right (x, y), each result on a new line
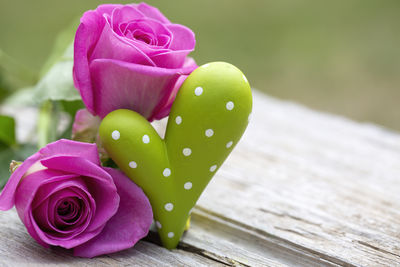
top-left (99, 62), bottom-right (252, 249)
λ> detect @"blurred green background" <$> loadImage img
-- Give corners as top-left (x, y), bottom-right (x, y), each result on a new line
top-left (1, 0), bottom-right (399, 131)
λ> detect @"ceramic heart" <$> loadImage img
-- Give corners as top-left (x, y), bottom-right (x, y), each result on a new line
top-left (99, 62), bottom-right (252, 249)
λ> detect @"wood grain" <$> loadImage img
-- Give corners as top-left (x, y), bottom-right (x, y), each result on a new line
top-left (1, 91), bottom-right (399, 266)
top-left (196, 91), bottom-right (400, 266)
top-left (0, 208), bottom-right (226, 267)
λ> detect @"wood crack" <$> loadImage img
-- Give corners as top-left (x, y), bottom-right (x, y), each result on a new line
top-left (177, 242), bottom-right (249, 266)
top-left (143, 229), bottom-right (235, 266)
top-left (196, 206), bottom-right (357, 267)
top-left (258, 208), bottom-right (322, 227)
top-left (357, 241), bottom-right (400, 259)
top-left (274, 226), bottom-right (309, 238)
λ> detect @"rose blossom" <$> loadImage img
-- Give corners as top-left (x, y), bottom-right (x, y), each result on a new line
top-left (0, 139), bottom-right (153, 258)
top-left (73, 2), bottom-right (197, 121)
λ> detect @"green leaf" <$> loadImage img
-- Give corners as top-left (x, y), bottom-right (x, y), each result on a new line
top-left (0, 115), bottom-right (16, 146)
top-left (30, 17), bottom-right (82, 105)
top-left (3, 43), bottom-right (79, 106)
top-left (59, 99), bottom-right (84, 118)
top-left (0, 144), bottom-right (37, 188)
top-left (33, 46), bottom-right (81, 103)
top-left (3, 18), bottom-right (80, 106)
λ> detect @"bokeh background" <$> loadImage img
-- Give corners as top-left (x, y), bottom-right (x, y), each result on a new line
top-left (1, 0), bottom-right (399, 131)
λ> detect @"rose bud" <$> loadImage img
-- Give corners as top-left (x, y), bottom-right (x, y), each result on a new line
top-left (0, 139), bottom-right (153, 258)
top-left (71, 109), bottom-right (101, 143)
top-left (71, 108), bottom-right (110, 162)
top-left (73, 3), bottom-right (197, 121)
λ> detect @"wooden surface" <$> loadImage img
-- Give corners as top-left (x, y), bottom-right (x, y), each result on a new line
top-left (1, 90), bottom-right (400, 266)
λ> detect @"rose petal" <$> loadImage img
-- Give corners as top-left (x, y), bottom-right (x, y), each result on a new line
top-left (52, 188), bottom-right (92, 230)
top-left (157, 34), bottom-right (171, 47)
top-left (95, 4), bottom-right (122, 17)
top-left (0, 152), bottom-right (42, 210)
top-left (40, 156), bottom-right (119, 231)
top-left (40, 156), bottom-right (111, 184)
top-left (153, 57), bottom-right (198, 120)
top-left (166, 24), bottom-right (196, 51)
top-left (90, 19), bottom-right (155, 66)
top-left (14, 169), bottom-right (101, 249)
top-left (34, 189), bottom-right (90, 236)
top-left (31, 211), bottom-right (104, 249)
top-left (72, 4), bottom-right (123, 113)
top-left (73, 4), bottom-right (123, 112)
top-left (135, 2), bottom-right (171, 24)
top-left (31, 174), bottom-right (79, 211)
top-left (152, 75), bottom-right (187, 120)
top-left (33, 198), bottom-right (50, 230)
top-left (119, 19), bottom-right (173, 51)
top-left (89, 58), bottom-right (195, 120)
top-left (73, 168), bottom-right (152, 258)
top-left (32, 178), bottom-right (93, 235)
top-left (15, 170), bottom-right (67, 248)
top-left (0, 140), bottom-right (99, 210)
top-left (40, 140), bottom-right (100, 166)
top-left (73, 9), bottom-right (107, 114)
top-left (150, 49), bottom-right (193, 69)
top-left (36, 189), bottom-right (94, 248)
top-left (110, 5), bottom-right (144, 32)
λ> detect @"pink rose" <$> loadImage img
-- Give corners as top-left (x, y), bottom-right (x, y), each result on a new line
top-left (73, 3), bottom-right (197, 121)
top-left (0, 140), bottom-right (153, 258)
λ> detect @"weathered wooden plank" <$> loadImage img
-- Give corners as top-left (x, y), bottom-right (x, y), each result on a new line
top-left (180, 208), bottom-right (340, 267)
top-left (195, 91), bottom-right (400, 266)
top-left (0, 208), bottom-right (225, 267)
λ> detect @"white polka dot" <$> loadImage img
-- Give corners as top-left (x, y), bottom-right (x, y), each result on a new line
top-left (195, 87), bottom-right (203, 96)
top-left (210, 165), bottom-right (217, 172)
top-left (129, 161), bottom-right (137, 168)
top-left (226, 101), bottom-right (234, 110)
top-left (175, 116), bottom-right (182, 125)
top-left (184, 182), bottom-right (192, 190)
top-left (183, 148), bottom-right (192, 156)
top-left (111, 130), bottom-right (120, 140)
top-left (205, 129), bottom-right (214, 137)
top-left (226, 141), bottom-right (233, 148)
top-left (243, 74), bottom-right (248, 83)
top-left (168, 232), bottom-right (174, 238)
top-left (163, 168), bottom-right (171, 177)
top-left (156, 221), bottom-right (162, 229)
top-left (142, 134), bottom-right (150, 144)
top-left (164, 203), bottom-right (174, 211)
